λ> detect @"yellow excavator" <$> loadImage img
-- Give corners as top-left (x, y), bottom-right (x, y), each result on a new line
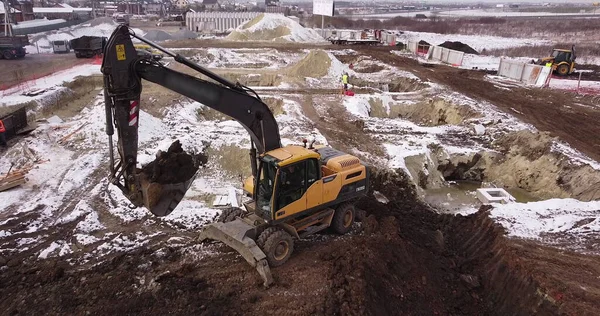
top-left (536, 46), bottom-right (576, 76)
top-left (101, 25), bottom-right (369, 286)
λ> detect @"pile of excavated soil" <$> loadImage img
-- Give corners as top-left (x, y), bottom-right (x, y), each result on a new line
top-left (439, 41), bottom-right (479, 55)
top-left (418, 40), bottom-right (431, 47)
top-left (226, 14), bottom-right (324, 43)
top-left (143, 29), bottom-right (173, 42)
top-left (288, 50), bottom-right (332, 78)
top-left (142, 140), bottom-right (206, 184)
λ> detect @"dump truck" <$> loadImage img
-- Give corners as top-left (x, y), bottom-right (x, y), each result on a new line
top-left (102, 25), bottom-right (370, 287)
top-left (70, 36), bottom-right (107, 58)
top-left (0, 35), bottom-right (28, 59)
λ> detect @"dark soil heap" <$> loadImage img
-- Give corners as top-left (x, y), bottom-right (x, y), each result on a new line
top-left (418, 40), bottom-right (431, 47)
top-left (142, 140), bottom-right (207, 184)
top-left (439, 41), bottom-right (479, 55)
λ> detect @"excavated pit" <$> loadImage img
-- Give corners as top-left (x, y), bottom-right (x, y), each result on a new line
top-left (391, 98), bottom-right (480, 125)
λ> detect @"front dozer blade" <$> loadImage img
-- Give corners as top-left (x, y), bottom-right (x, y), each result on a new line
top-left (199, 219), bottom-right (273, 287)
top-left (138, 172), bottom-right (198, 217)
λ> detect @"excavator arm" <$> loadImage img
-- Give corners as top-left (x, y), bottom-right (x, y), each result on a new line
top-left (101, 25), bottom-right (281, 216)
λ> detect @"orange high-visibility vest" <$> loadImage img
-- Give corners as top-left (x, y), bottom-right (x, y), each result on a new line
top-left (0, 120), bottom-right (5, 133)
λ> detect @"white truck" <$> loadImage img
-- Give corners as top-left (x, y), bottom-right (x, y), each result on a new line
top-left (52, 40), bottom-right (70, 53)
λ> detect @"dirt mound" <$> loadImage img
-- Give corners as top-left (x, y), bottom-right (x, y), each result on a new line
top-left (142, 140), bottom-right (206, 183)
top-left (143, 29), bottom-right (173, 42)
top-left (288, 50), bottom-right (332, 78)
top-left (439, 41), bottom-right (479, 55)
top-left (391, 98), bottom-right (479, 126)
top-left (226, 14), bottom-right (324, 43)
top-left (418, 40), bottom-right (431, 47)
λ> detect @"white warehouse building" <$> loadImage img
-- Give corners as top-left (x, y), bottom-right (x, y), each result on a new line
top-left (186, 12), bottom-right (283, 33)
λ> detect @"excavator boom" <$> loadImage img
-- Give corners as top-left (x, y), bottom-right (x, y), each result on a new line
top-left (101, 25), bottom-right (281, 216)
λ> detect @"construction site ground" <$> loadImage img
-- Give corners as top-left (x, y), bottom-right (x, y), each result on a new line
top-left (1, 39), bottom-right (600, 316)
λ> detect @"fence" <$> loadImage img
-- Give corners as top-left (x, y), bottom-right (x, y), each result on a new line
top-left (497, 59), bottom-right (551, 87)
top-left (186, 12), bottom-right (282, 33)
top-left (429, 46), bottom-right (465, 66)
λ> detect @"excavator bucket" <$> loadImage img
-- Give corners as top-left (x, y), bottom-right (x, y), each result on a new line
top-left (199, 219), bottom-right (273, 287)
top-left (138, 171), bottom-right (198, 217)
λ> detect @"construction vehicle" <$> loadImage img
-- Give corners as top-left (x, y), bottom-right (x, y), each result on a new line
top-left (0, 35), bottom-right (28, 59)
top-left (101, 25), bottom-right (369, 286)
top-left (70, 36), bottom-right (107, 58)
top-left (536, 46), bottom-right (576, 76)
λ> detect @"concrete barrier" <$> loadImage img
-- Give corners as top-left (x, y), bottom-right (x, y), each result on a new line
top-left (429, 46), bottom-right (465, 66)
top-left (498, 59), bottom-right (551, 87)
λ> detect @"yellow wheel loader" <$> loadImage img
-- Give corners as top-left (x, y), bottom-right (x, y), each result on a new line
top-left (101, 26), bottom-right (369, 287)
top-left (536, 46), bottom-right (576, 76)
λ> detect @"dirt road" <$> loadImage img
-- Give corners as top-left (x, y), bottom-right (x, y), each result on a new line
top-left (0, 53), bottom-right (86, 90)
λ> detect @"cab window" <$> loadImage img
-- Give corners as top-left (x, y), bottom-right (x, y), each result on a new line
top-left (307, 158), bottom-right (320, 185)
top-left (276, 162), bottom-right (306, 210)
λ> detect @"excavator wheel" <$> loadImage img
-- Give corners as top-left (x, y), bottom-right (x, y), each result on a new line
top-left (216, 207), bottom-right (244, 223)
top-left (257, 227), bottom-right (294, 267)
top-left (557, 64), bottom-right (570, 76)
top-left (330, 203), bottom-right (355, 234)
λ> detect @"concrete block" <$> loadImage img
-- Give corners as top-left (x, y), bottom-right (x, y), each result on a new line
top-left (476, 188), bottom-right (515, 204)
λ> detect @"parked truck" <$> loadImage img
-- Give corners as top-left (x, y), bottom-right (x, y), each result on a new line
top-left (52, 40), bottom-right (71, 53)
top-left (70, 36), bottom-right (107, 58)
top-left (0, 35), bottom-right (28, 59)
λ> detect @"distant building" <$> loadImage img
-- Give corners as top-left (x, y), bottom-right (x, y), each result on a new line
top-left (266, 0), bottom-right (280, 6)
top-left (175, 0), bottom-right (189, 9)
top-left (203, 0), bottom-right (220, 11)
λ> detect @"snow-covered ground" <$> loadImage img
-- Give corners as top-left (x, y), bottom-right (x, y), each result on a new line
top-left (0, 63), bottom-right (101, 105)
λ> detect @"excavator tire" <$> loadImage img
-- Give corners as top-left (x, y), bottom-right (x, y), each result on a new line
top-left (330, 203), bottom-right (355, 234)
top-left (257, 227), bottom-right (294, 267)
top-left (217, 207), bottom-right (244, 223)
top-left (557, 64), bottom-right (570, 76)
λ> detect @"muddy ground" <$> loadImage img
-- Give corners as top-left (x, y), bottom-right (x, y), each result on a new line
top-left (1, 170), bottom-right (598, 315)
top-left (3, 42), bottom-right (600, 315)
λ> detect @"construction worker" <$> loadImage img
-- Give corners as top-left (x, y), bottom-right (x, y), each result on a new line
top-left (341, 72), bottom-right (349, 94)
top-left (545, 61), bottom-right (553, 68)
top-left (0, 119), bottom-right (6, 148)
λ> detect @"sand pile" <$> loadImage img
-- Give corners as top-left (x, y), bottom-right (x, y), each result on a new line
top-left (143, 30), bottom-right (173, 42)
top-left (288, 50), bottom-right (332, 78)
top-left (227, 14), bottom-right (325, 43)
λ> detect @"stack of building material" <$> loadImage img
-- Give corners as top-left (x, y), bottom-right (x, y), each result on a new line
top-left (0, 168), bottom-right (29, 192)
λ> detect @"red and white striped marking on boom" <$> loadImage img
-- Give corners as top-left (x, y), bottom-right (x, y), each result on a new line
top-left (129, 100), bottom-right (139, 126)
